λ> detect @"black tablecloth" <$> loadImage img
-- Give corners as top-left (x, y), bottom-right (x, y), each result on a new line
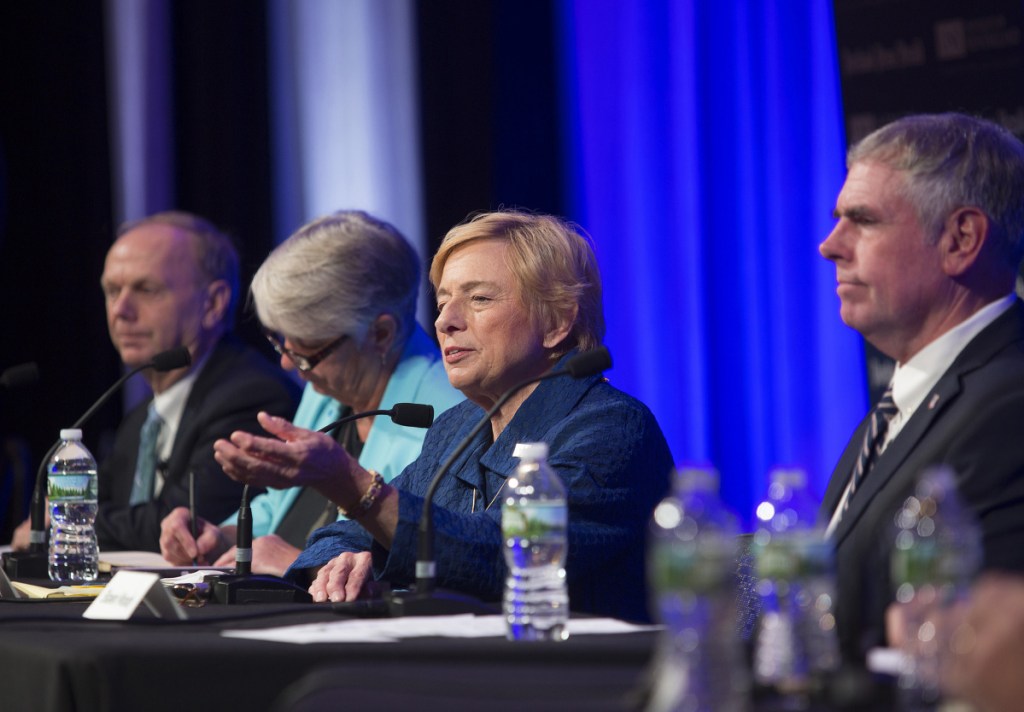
top-left (0, 600), bottom-right (656, 712)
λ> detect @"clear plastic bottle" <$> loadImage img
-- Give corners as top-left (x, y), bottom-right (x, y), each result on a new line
top-left (646, 465), bottom-right (749, 712)
top-left (502, 442), bottom-right (569, 641)
top-left (47, 428), bottom-right (99, 582)
top-left (890, 466), bottom-right (980, 708)
top-left (752, 467), bottom-right (838, 703)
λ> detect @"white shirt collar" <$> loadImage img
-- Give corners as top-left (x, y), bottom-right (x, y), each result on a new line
top-left (889, 294), bottom-right (1015, 422)
top-left (150, 349), bottom-right (212, 464)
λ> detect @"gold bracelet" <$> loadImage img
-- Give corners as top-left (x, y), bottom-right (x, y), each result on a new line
top-left (338, 470), bottom-right (385, 519)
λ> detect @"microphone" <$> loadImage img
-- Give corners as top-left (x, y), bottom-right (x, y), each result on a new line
top-left (234, 485), bottom-right (254, 577)
top-left (2, 347), bottom-right (192, 580)
top-left (150, 346), bottom-right (192, 373)
top-left (1, 362), bottom-right (40, 390)
top-left (317, 403), bottom-right (435, 435)
top-left (207, 481), bottom-right (312, 604)
top-left (71, 346), bottom-right (191, 428)
top-left (208, 402), bottom-right (435, 604)
top-left (386, 347), bottom-right (612, 617)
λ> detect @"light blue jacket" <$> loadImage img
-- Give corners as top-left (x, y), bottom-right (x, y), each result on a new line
top-left (221, 326), bottom-right (463, 537)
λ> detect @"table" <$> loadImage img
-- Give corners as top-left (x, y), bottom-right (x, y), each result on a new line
top-left (0, 600), bottom-right (656, 712)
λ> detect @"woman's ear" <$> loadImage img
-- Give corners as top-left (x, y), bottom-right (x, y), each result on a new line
top-left (370, 314), bottom-right (399, 357)
top-left (542, 305), bottom-right (578, 350)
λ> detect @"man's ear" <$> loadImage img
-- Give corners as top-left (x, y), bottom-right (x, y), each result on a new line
top-left (201, 279), bottom-right (232, 329)
top-left (542, 305), bottom-right (578, 350)
top-left (940, 207), bottom-right (990, 277)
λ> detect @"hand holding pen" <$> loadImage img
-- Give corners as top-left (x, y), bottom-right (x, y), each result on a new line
top-left (189, 469), bottom-right (198, 566)
top-left (158, 506), bottom-right (230, 566)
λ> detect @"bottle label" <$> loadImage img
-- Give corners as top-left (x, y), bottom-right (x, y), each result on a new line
top-left (892, 536), bottom-right (971, 587)
top-left (48, 474), bottom-right (97, 501)
top-left (502, 501), bottom-right (567, 539)
top-left (755, 532), bottom-right (832, 579)
top-left (652, 537), bottom-right (735, 593)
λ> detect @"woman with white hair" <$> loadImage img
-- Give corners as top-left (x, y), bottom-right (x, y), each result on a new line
top-left (159, 211), bottom-right (462, 575)
top-left (214, 211), bottom-right (673, 621)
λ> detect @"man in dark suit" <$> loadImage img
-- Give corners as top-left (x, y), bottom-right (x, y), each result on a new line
top-left (818, 113), bottom-right (1024, 662)
top-left (94, 211), bottom-right (300, 551)
top-left (10, 211), bottom-right (300, 552)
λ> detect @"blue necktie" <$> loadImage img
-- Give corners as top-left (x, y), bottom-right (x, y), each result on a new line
top-left (129, 403), bottom-right (164, 505)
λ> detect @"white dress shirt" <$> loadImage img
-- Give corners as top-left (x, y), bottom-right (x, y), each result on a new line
top-left (827, 294), bottom-right (1015, 534)
top-left (149, 352), bottom-right (210, 494)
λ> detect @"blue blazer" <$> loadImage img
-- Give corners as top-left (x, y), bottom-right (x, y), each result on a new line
top-left (291, 351), bottom-right (674, 622)
top-left (222, 326), bottom-right (463, 536)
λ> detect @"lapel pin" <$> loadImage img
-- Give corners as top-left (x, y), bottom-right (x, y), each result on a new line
top-left (928, 393), bottom-right (940, 409)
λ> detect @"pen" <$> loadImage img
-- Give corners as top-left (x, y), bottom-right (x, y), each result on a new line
top-left (189, 469), bottom-right (198, 566)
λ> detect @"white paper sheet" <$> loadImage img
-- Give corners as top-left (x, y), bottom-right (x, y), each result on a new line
top-left (221, 614), bottom-right (658, 644)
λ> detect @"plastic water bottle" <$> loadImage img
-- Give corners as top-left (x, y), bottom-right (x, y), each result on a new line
top-left (502, 442), bottom-right (569, 641)
top-left (47, 428), bottom-right (99, 582)
top-left (646, 465), bottom-right (749, 712)
top-left (890, 466), bottom-right (980, 708)
top-left (752, 467), bottom-right (838, 703)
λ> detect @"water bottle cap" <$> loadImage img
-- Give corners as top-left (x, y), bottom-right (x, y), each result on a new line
top-left (59, 428), bottom-right (83, 441)
top-left (514, 442), bottom-right (548, 461)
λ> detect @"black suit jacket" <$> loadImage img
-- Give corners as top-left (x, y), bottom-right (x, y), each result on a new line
top-left (95, 337), bottom-right (301, 551)
top-left (821, 301), bottom-right (1024, 662)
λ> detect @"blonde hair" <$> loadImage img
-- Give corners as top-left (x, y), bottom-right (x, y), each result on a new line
top-left (430, 211), bottom-right (604, 356)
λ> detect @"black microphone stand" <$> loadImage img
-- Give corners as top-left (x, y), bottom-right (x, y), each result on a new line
top-left (2, 348), bottom-right (191, 580)
top-left (384, 347), bottom-right (612, 617)
top-left (207, 404), bottom-right (435, 604)
top-left (209, 485), bottom-right (313, 604)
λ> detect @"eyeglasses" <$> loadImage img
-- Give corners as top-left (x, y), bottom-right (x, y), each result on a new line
top-left (265, 332), bottom-right (347, 372)
top-left (171, 582), bottom-right (210, 608)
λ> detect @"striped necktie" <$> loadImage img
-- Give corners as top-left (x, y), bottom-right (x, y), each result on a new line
top-left (129, 403), bottom-right (164, 505)
top-left (845, 387), bottom-right (897, 509)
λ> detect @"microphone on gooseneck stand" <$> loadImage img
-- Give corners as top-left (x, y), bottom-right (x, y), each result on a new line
top-left (317, 402), bottom-right (435, 436)
top-left (208, 403), bottom-right (435, 604)
top-left (234, 485), bottom-right (253, 576)
top-left (2, 347), bottom-right (191, 580)
top-left (385, 346), bottom-right (613, 617)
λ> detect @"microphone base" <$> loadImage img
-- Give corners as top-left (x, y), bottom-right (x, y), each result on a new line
top-left (2, 550), bottom-right (49, 580)
top-left (385, 588), bottom-right (498, 617)
top-left (206, 573), bottom-right (313, 604)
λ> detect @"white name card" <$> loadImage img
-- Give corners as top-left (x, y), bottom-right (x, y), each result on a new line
top-left (84, 570), bottom-right (187, 620)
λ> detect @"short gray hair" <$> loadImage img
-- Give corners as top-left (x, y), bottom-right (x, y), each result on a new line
top-left (252, 210), bottom-right (420, 348)
top-left (849, 112), bottom-right (1024, 269)
top-left (117, 210), bottom-right (241, 329)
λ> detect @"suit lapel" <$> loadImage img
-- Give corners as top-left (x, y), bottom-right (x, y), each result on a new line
top-left (831, 375), bottom-right (962, 545)
top-left (164, 341), bottom-right (230, 479)
top-left (821, 416), bottom-right (867, 517)
top-left (830, 301), bottom-right (1024, 545)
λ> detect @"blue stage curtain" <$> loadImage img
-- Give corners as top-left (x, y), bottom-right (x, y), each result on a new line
top-left (559, 0), bottom-right (867, 523)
